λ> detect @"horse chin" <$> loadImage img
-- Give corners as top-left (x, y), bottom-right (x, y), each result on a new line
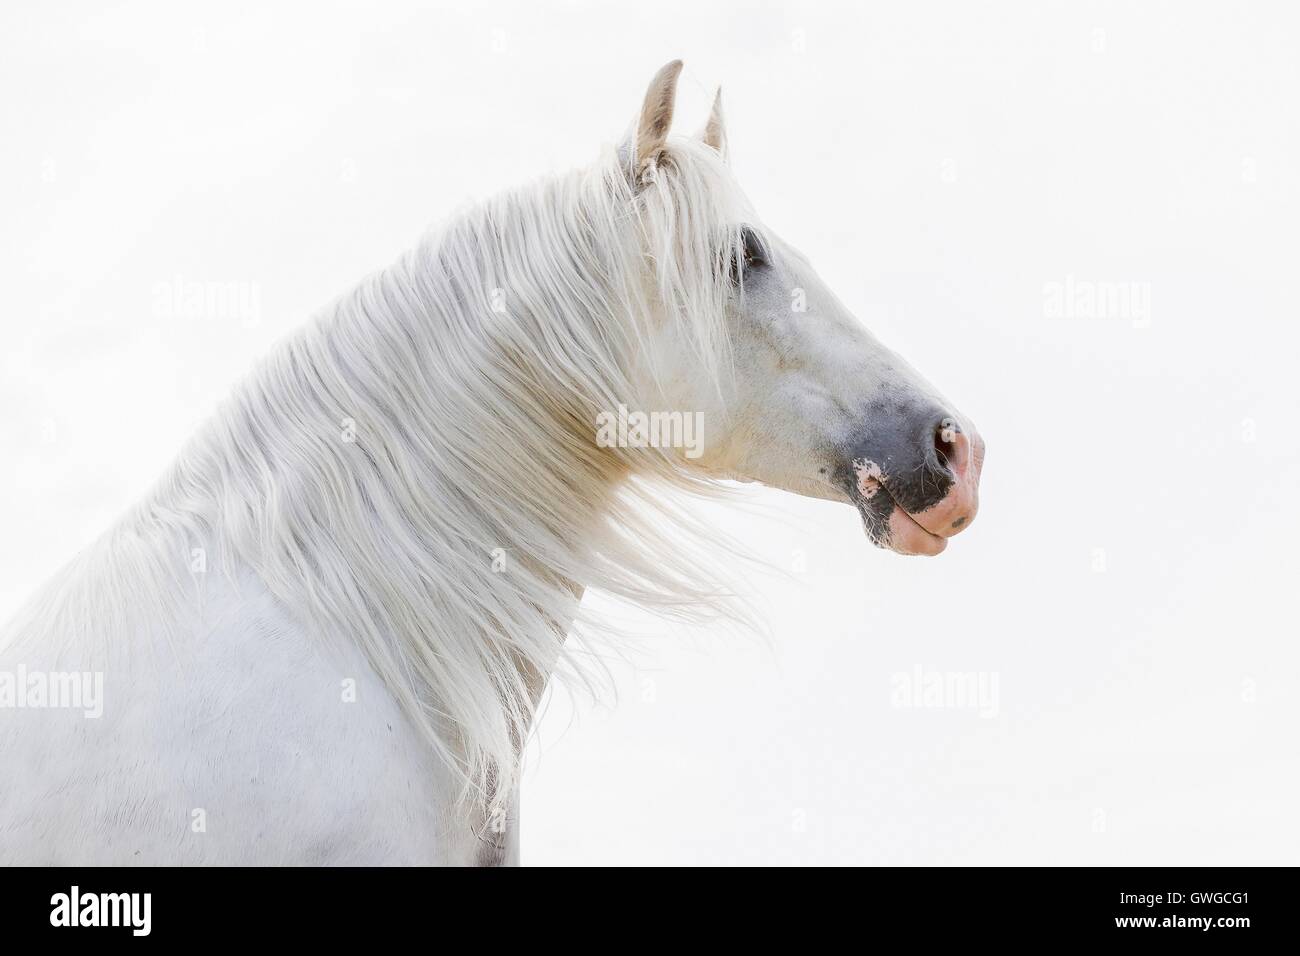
top-left (882, 505), bottom-right (948, 556)
top-left (853, 498), bottom-right (948, 557)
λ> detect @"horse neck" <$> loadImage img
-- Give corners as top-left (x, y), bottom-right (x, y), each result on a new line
top-left (147, 217), bottom-right (631, 806)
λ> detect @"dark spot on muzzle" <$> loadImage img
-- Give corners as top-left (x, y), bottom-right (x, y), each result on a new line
top-left (837, 398), bottom-right (959, 518)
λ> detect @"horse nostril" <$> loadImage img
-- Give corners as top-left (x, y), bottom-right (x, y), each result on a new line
top-left (933, 416), bottom-right (961, 470)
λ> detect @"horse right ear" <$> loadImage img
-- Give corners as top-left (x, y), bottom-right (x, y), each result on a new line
top-left (698, 87), bottom-right (727, 160)
top-left (626, 59), bottom-right (683, 185)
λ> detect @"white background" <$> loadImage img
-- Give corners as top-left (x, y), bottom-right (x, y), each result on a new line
top-left (3, 1), bottom-right (1297, 864)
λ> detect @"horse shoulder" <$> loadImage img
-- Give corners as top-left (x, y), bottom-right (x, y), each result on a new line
top-left (0, 564), bottom-right (482, 865)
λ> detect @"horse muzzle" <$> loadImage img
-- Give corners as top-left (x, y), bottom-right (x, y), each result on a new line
top-left (840, 407), bottom-right (985, 556)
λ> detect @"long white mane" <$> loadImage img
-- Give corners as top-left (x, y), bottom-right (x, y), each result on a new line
top-left (5, 135), bottom-right (762, 814)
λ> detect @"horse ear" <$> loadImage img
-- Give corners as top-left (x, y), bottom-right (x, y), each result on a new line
top-left (632, 59), bottom-right (683, 183)
top-left (699, 87), bottom-right (727, 159)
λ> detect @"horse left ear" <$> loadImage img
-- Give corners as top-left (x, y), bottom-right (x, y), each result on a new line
top-left (632, 59), bottom-right (683, 183)
top-left (699, 87), bottom-right (727, 159)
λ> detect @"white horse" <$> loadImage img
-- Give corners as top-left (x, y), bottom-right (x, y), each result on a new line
top-left (0, 61), bottom-right (984, 865)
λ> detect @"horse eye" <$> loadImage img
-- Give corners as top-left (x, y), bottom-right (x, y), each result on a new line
top-left (726, 227), bottom-right (766, 286)
top-left (740, 227), bottom-right (766, 268)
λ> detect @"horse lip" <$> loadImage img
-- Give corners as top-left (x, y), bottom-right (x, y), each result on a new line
top-left (846, 472), bottom-right (948, 556)
top-left (884, 502), bottom-right (948, 555)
